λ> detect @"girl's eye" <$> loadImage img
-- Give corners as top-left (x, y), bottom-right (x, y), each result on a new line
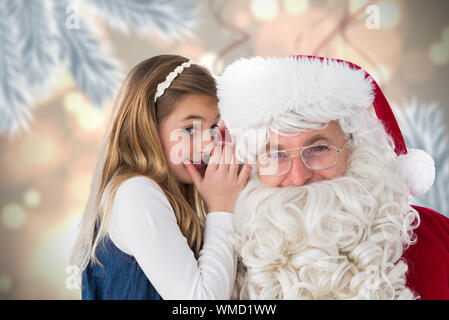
top-left (182, 126), bottom-right (195, 135)
top-left (268, 152), bottom-right (286, 159)
top-left (210, 124), bottom-right (219, 133)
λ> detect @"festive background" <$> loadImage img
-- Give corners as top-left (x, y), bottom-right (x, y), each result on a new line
top-left (0, 0), bottom-right (448, 299)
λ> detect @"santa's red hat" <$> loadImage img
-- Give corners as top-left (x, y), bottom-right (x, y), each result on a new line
top-left (217, 55), bottom-right (435, 196)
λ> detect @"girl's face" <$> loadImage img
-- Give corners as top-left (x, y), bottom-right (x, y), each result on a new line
top-left (158, 94), bottom-right (221, 184)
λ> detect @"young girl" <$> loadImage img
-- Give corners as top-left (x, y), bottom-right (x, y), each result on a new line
top-left (71, 55), bottom-right (251, 299)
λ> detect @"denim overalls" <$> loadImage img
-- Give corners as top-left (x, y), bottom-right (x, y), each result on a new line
top-left (82, 235), bottom-right (162, 300)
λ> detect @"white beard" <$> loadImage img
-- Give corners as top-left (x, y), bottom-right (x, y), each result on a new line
top-left (232, 144), bottom-right (420, 300)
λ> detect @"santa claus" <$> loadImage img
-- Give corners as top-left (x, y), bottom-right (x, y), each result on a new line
top-left (216, 55), bottom-right (449, 300)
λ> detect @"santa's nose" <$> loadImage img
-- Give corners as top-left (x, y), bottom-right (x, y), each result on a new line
top-left (283, 157), bottom-right (313, 186)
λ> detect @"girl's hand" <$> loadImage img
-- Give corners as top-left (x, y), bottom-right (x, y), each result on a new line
top-left (183, 143), bottom-right (251, 213)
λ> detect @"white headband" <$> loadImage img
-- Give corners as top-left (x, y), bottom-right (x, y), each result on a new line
top-left (154, 60), bottom-right (193, 103)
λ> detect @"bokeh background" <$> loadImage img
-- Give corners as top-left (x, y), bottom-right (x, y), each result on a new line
top-left (0, 0), bottom-right (448, 300)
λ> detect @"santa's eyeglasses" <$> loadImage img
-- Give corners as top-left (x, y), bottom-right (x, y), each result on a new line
top-left (257, 140), bottom-right (349, 176)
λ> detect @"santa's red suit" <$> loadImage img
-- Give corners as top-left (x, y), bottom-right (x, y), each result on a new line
top-left (403, 206), bottom-right (449, 299)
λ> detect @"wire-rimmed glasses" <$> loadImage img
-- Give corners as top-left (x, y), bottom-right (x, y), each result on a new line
top-left (257, 140), bottom-right (349, 176)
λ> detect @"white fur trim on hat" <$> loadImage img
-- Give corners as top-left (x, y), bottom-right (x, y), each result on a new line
top-left (395, 148), bottom-right (435, 196)
top-left (217, 56), bottom-right (374, 133)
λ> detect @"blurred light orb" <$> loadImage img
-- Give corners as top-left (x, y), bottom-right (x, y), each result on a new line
top-left (2, 203), bottom-right (26, 229)
top-left (349, 0), bottom-right (371, 14)
top-left (76, 104), bottom-right (104, 131)
top-left (429, 41), bottom-right (449, 66)
top-left (63, 91), bottom-right (104, 131)
top-left (63, 91), bottom-right (86, 114)
top-left (24, 189), bottom-right (42, 208)
top-left (251, 0), bottom-right (279, 21)
top-left (283, 0), bottom-right (309, 15)
top-left (379, 2), bottom-right (400, 29)
top-left (0, 275), bottom-right (12, 293)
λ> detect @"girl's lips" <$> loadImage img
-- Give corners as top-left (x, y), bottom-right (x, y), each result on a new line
top-left (193, 162), bottom-right (207, 170)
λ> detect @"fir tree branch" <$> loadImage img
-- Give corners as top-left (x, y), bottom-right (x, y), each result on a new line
top-left (395, 99), bottom-right (449, 216)
top-left (0, 1), bottom-right (32, 135)
top-left (86, 0), bottom-right (198, 39)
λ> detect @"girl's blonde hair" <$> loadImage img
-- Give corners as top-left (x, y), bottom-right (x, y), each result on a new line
top-left (71, 55), bottom-right (217, 271)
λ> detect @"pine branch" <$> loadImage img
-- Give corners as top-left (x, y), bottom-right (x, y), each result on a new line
top-left (394, 99), bottom-right (449, 216)
top-left (53, 0), bottom-right (123, 107)
top-left (0, 1), bottom-right (32, 135)
top-left (12, 0), bottom-right (59, 93)
top-left (86, 0), bottom-right (198, 39)
top-left (0, 0), bottom-right (197, 135)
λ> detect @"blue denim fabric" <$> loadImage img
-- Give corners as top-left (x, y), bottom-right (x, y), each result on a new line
top-left (82, 235), bottom-right (162, 300)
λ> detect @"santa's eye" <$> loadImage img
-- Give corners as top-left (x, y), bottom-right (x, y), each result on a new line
top-left (303, 145), bottom-right (330, 156)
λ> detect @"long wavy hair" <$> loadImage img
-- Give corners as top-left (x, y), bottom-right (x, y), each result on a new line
top-left (71, 55), bottom-right (217, 271)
